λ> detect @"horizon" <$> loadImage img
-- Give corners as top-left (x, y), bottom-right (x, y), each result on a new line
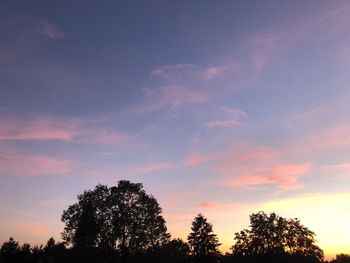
top-left (1, 1), bottom-right (350, 260)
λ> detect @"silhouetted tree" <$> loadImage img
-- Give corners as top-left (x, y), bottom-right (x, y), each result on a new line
top-left (19, 243), bottom-right (31, 263)
top-left (231, 211), bottom-right (324, 263)
top-left (165, 238), bottom-right (191, 261)
top-left (0, 237), bottom-right (20, 263)
top-left (44, 237), bottom-right (56, 253)
top-left (62, 184), bottom-right (114, 250)
top-left (62, 180), bottom-right (170, 262)
top-left (188, 214), bottom-right (221, 262)
top-left (73, 201), bottom-right (98, 250)
top-left (331, 254), bottom-right (350, 263)
top-left (110, 180), bottom-right (170, 261)
top-left (159, 238), bottom-right (191, 263)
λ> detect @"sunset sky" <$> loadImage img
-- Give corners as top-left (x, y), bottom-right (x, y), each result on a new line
top-left (1, 1), bottom-right (350, 260)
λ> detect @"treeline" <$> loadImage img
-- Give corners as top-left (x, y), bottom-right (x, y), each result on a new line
top-left (0, 180), bottom-right (348, 263)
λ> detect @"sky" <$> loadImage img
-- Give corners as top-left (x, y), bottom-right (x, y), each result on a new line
top-left (0, 0), bottom-right (350, 260)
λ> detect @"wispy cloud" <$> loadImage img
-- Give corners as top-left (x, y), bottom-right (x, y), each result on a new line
top-left (35, 19), bottom-right (64, 39)
top-left (224, 163), bottom-right (311, 190)
top-left (197, 201), bottom-right (221, 209)
top-left (204, 106), bottom-right (248, 128)
top-left (150, 64), bottom-right (198, 79)
top-left (0, 115), bottom-right (132, 145)
top-left (141, 85), bottom-right (208, 112)
top-left (203, 66), bottom-right (227, 79)
top-left (220, 107), bottom-right (248, 118)
top-left (0, 152), bottom-right (73, 176)
top-left (82, 161), bottom-right (175, 178)
top-left (0, 116), bottom-right (79, 141)
top-left (133, 162), bottom-right (175, 174)
top-left (4, 17), bottom-right (64, 39)
top-left (186, 152), bottom-right (215, 166)
top-left (186, 141), bottom-right (312, 190)
top-left (205, 119), bottom-right (241, 128)
top-left (150, 63), bottom-right (236, 82)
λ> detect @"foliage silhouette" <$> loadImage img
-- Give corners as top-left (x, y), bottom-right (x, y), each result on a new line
top-left (0, 237), bottom-right (19, 263)
top-left (330, 254), bottom-right (350, 263)
top-left (187, 214), bottom-right (221, 262)
top-left (73, 201), bottom-right (98, 250)
top-left (0, 181), bottom-right (339, 263)
top-left (61, 184), bottom-right (114, 250)
top-left (61, 180), bottom-right (170, 262)
top-left (231, 211), bottom-right (324, 263)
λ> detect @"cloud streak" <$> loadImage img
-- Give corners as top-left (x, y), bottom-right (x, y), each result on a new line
top-left (186, 141), bottom-right (312, 190)
top-left (141, 85), bottom-right (208, 112)
top-left (206, 120), bottom-right (241, 128)
top-left (0, 115), bottom-right (132, 145)
top-left (0, 152), bottom-right (73, 176)
top-left (224, 163), bottom-right (311, 190)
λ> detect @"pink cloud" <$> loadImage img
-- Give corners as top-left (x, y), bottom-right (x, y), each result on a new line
top-left (108, 162), bottom-right (175, 176)
top-left (36, 19), bottom-right (64, 38)
top-left (0, 153), bottom-right (73, 176)
top-left (203, 66), bottom-right (226, 79)
top-left (186, 153), bottom-right (213, 166)
top-left (186, 142), bottom-right (312, 190)
top-left (150, 63), bottom-right (236, 83)
top-left (247, 30), bottom-right (291, 73)
top-left (4, 17), bottom-right (64, 40)
top-left (220, 107), bottom-right (248, 119)
top-left (197, 201), bottom-right (221, 209)
top-left (150, 64), bottom-right (197, 79)
top-left (142, 85), bottom-right (208, 112)
top-left (206, 120), bottom-right (241, 128)
top-left (324, 162), bottom-right (350, 171)
top-left (16, 223), bottom-right (52, 235)
top-left (239, 6), bottom-right (350, 76)
top-left (139, 162), bottom-right (174, 173)
top-left (234, 150), bottom-right (275, 163)
top-left (312, 123), bottom-right (350, 148)
top-left (0, 116), bottom-right (79, 141)
top-left (186, 142), bottom-right (275, 168)
top-left (164, 192), bottom-right (193, 206)
top-left (283, 123), bottom-right (350, 157)
top-left (90, 128), bottom-right (132, 145)
top-left (322, 162), bottom-right (350, 180)
top-left (0, 115), bottom-right (131, 145)
top-left (224, 163), bottom-right (311, 190)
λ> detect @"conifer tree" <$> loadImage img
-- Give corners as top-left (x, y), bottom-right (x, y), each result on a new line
top-left (187, 214), bottom-right (221, 261)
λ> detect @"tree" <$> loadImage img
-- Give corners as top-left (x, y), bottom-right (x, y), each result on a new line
top-left (62, 184), bottom-right (114, 250)
top-left (332, 254), bottom-right (350, 263)
top-left (0, 237), bottom-right (20, 263)
top-left (73, 201), bottom-right (98, 250)
top-left (162, 238), bottom-right (191, 262)
top-left (61, 180), bottom-right (170, 262)
top-left (109, 180), bottom-right (170, 260)
top-left (231, 211), bottom-right (324, 262)
top-left (187, 214), bottom-right (221, 262)
top-left (19, 243), bottom-right (32, 263)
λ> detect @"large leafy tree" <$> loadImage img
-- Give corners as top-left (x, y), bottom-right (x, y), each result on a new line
top-left (231, 211), bottom-right (324, 262)
top-left (187, 214), bottom-right (221, 261)
top-left (73, 201), bottom-right (98, 250)
top-left (110, 180), bottom-right (170, 259)
top-left (61, 180), bottom-right (169, 261)
top-left (61, 184), bottom-right (114, 250)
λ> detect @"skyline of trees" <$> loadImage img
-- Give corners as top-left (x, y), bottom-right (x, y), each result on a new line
top-left (0, 180), bottom-right (346, 263)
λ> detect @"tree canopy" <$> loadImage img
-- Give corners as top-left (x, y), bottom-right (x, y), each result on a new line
top-left (187, 214), bottom-right (221, 261)
top-left (61, 180), bottom-right (170, 261)
top-left (231, 211), bottom-right (324, 262)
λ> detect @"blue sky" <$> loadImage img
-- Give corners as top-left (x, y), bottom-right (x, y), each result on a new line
top-left (1, 1), bottom-right (350, 259)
